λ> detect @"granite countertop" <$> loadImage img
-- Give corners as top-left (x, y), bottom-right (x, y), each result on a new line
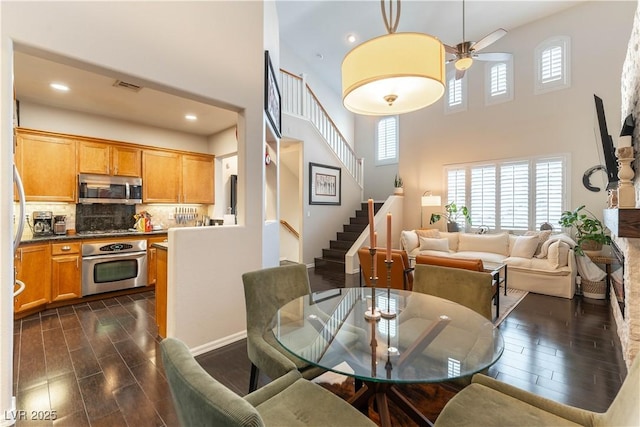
top-left (20, 229), bottom-right (169, 244)
top-left (151, 242), bottom-right (168, 250)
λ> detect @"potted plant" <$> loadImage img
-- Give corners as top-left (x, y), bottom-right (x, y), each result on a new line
top-left (430, 202), bottom-right (471, 232)
top-left (393, 174), bottom-right (404, 195)
top-left (559, 205), bottom-right (611, 255)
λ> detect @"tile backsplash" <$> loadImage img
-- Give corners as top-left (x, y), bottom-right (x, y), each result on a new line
top-left (14, 202), bottom-right (214, 237)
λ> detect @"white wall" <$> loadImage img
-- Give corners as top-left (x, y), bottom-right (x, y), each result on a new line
top-left (19, 101), bottom-right (211, 153)
top-left (399, 1), bottom-right (635, 230)
top-left (1, 2), bottom-right (274, 410)
top-left (282, 114), bottom-right (363, 266)
top-left (355, 114), bottom-right (399, 201)
top-left (280, 42), bottom-right (355, 147)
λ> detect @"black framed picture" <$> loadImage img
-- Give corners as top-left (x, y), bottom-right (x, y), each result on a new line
top-left (264, 50), bottom-right (281, 138)
top-left (309, 162), bottom-right (341, 205)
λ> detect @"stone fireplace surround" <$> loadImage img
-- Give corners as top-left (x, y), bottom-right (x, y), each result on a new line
top-left (614, 0), bottom-right (640, 368)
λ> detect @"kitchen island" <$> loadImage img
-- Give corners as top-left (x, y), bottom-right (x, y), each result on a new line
top-left (152, 241), bottom-right (168, 337)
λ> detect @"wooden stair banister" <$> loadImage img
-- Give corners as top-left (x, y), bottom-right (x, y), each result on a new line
top-left (280, 219), bottom-right (300, 238)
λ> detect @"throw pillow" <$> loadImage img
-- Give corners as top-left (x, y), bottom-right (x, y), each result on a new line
top-left (510, 235), bottom-right (540, 259)
top-left (547, 240), bottom-right (570, 268)
top-left (416, 228), bottom-right (441, 239)
top-left (458, 233), bottom-right (509, 255)
top-left (525, 230), bottom-right (552, 255)
top-left (418, 236), bottom-right (449, 252)
top-left (400, 230), bottom-right (420, 252)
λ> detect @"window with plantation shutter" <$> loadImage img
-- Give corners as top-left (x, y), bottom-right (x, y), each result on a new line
top-left (470, 166), bottom-right (496, 228)
top-left (535, 159), bottom-right (564, 229)
top-left (445, 71), bottom-right (467, 114)
top-left (444, 155), bottom-right (568, 232)
top-left (535, 36), bottom-right (571, 94)
top-left (446, 168), bottom-right (466, 207)
top-left (500, 162), bottom-right (529, 231)
top-left (485, 57), bottom-right (513, 106)
top-left (375, 116), bottom-right (398, 165)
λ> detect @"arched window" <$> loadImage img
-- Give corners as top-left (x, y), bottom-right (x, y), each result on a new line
top-left (535, 36), bottom-right (571, 94)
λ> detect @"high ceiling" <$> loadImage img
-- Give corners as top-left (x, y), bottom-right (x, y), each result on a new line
top-left (277, 0), bottom-right (583, 95)
top-left (13, 1), bottom-right (583, 136)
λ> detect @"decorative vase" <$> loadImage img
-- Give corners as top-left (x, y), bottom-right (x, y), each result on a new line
top-left (393, 187), bottom-right (404, 195)
top-left (447, 222), bottom-right (459, 232)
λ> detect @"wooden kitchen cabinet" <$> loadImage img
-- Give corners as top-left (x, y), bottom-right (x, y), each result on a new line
top-left (182, 154), bottom-right (215, 204)
top-left (15, 129), bottom-right (77, 202)
top-left (143, 149), bottom-right (215, 204)
top-left (51, 242), bottom-right (82, 302)
top-left (14, 243), bottom-right (51, 314)
top-left (78, 140), bottom-right (141, 177)
top-left (143, 150), bottom-right (181, 203)
top-left (147, 235), bottom-right (168, 286)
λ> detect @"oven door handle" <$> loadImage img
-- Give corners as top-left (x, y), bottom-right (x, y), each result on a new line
top-left (83, 251), bottom-right (146, 261)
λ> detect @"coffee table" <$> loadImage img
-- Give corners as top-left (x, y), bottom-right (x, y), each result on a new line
top-left (272, 288), bottom-right (504, 426)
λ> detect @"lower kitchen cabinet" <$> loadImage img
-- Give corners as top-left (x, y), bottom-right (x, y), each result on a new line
top-left (14, 243), bottom-right (51, 314)
top-left (147, 236), bottom-right (167, 286)
top-left (51, 242), bottom-right (82, 302)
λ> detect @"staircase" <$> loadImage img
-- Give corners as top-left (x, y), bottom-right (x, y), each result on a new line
top-left (314, 201), bottom-right (383, 273)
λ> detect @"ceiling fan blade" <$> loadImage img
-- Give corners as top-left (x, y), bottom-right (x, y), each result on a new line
top-left (444, 44), bottom-right (459, 55)
top-left (455, 68), bottom-right (466, 80)
top-left (470, 28), bottom-right (507, 52)
top-left (473, 52), bottom-right (512, 62)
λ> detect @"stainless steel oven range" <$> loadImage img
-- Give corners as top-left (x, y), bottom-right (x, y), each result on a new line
top-left (82, 239), bottom-right (148, 296)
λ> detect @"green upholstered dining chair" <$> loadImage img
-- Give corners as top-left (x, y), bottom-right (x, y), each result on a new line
top-left (413, 263), bottom-right (494, 321)
top-left (160, 337), bottom-right (377, 427)
top-left (242, 264), bottom-right (325, 392)
top-left (435, 353), bottom-right (640, 426)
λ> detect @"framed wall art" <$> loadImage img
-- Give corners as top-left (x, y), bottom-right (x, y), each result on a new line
top-left (264, 50), bottom-right (281, 138)
top-left (309, 162), bottom-right (341, 205)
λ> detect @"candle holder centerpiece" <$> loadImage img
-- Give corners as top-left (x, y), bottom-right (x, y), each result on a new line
top-left (364, 246), bottom-right (382, 321)
top-left (380, 259), bottom-right (397, 319)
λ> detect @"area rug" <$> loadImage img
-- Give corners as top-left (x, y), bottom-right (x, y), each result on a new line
top-left (495, 286), bottom-right (528, 326)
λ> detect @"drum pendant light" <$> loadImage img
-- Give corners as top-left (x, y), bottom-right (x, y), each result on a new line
top-left (342, 0), bottom-right (446, 115)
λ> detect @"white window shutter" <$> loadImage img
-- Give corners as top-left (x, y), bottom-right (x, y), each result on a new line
top-left (535, 159), bottom-right (564, 228)
top-left (500, 162), bottom-right (529, 230)
top-left (375, 116), bottom-right (398, 165)
top-left (470, 166), bottom-right (496, 228)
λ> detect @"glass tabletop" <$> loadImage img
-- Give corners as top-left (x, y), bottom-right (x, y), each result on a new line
top-left (272, 287), bottom-right (504, 384)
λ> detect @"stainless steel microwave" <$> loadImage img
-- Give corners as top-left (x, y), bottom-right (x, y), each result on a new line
top-left (78, 174), bottom-right (142, 204)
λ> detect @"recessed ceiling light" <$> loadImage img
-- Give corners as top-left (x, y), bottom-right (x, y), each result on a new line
top-left (185, 114), bottom-right (197, 121)
top-left (50, 83), bottom-right (69, 92)
top-left (347, 34), bottom-right (357, 44)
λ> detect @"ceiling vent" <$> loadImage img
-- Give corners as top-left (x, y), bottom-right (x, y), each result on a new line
top-left (113, 80), bottom-right (142, 92)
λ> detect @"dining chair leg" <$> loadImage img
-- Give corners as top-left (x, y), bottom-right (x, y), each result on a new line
top-left (249, 363), bottom-right (259, 393)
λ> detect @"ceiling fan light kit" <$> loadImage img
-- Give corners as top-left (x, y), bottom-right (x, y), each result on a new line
top-left (342, 32), bottom-right (445, 115)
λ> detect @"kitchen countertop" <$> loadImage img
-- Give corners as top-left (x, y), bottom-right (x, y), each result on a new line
top-left (151, 242), bottom-right (168, 250)
top-left (20, 229), bottom-right (169, 244)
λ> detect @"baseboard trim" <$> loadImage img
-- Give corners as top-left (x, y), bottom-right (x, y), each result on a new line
top-left (189, 330), bottom-right (247, 356)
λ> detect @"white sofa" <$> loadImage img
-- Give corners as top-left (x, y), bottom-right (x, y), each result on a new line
top-left (400, 229), bottom-right (577, 299)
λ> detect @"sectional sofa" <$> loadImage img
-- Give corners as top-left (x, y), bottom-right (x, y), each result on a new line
top-left (400, 229), bottom-right (577, 299)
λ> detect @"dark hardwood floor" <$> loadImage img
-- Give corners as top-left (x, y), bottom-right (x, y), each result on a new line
top-left (12, 269), bottom-right (626, 426)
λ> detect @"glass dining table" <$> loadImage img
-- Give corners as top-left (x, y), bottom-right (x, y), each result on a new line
top-left (272, 287), bottom-right (504, 427)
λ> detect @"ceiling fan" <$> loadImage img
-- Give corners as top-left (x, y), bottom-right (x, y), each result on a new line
top-left (444, 0), bottom-right (511, 80)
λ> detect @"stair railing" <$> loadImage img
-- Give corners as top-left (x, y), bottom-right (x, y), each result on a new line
top-left (280, 219), bottom-right (300, 239)
top-left (280, 70), bottom-right (364, 188)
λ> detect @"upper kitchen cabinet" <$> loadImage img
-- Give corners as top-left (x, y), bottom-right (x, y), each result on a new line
top-left (15, 128), bottom-right (77, 202)
top-left (142, 149), bottom-right (214, 204)
top-left (143, 149), bottom-right (182, 203)
top-left (78, 140), bottom-right (141, 177)
top-left (182, 154), bottom-right (215, 204)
